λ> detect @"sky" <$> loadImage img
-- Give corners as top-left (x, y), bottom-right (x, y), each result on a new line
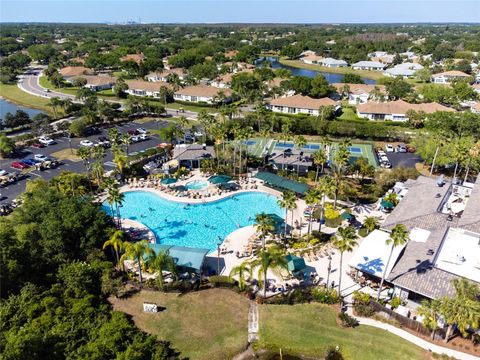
top-left (1, 0), bottom-right (479, 24)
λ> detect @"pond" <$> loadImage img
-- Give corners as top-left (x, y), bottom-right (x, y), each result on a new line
top-left (0, 98), bottom-right (44, 121)
top-left (256, 57), bottom-right (376, 84)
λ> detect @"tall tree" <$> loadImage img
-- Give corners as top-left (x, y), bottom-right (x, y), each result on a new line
top-left (146, 250), bottom-right (177, 290)
top-left (251, 246), bottom-right (288, 298)
top-left (277, 191), bottom-right (297, 237)
top-left (332, 226), bottom-right (358, 296)
top-left (254, 212), bottom-right (275, 249)
top-left (229, 261), bottom-right (253, 291)
top-left (312, 149), bottom-right (328, 184)
top-left (304, 188), bottom-right (322, 236)
top-left (102, 230), bottom-right (126, 269)
top-left (120, 240), bottom-right (154, 284)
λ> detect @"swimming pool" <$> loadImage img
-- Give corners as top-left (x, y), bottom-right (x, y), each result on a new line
top-left (185, 180), bottom-right (209, 190)
top-left (103, 191), bottom-right (284, 250)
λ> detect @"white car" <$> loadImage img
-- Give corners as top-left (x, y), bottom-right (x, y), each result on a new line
top-left (38, 136), bottom-right (55, 146)
top-left (380, 155), bottom-right (389, 162)
top-left (136, 128), bottom-right (148, 134)
top-left (131, 135), bottom-right (140, 143)
top-left (138, 134), bottom-right (149, 141)
top-left (396, 144), bottom-right (407, 153)
top-left (80, 140), bottom-right (94, 147)
top-left (33, 154), bottom-right (48, 162)
top-left (385, 144), bottom-right (394, 153)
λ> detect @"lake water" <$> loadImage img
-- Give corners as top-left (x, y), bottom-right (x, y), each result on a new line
top-left (256, 57), bottom-right (376, 84)
top-left (0, 98), bottom-right (44, 121)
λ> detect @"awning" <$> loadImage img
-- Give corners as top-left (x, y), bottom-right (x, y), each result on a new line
top-left (208, 175), bottom-right (232, 184)
top-left (348, 229), bottom-right (407, 279)
top-left (149, 244), bottom-right (210, 272)
top-left (285, 254), bottom-right (306, 273)
top-left (341, 212), bottom-right (354, 220)
top-left (255, 172), bottom-right (310, 195)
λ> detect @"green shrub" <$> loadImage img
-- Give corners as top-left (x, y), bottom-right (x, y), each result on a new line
top-left (354, 303), bottom-right (376, 317)
top-left (358, 227), bottom-right (369, 237)
top-left (353, 290), bottom-right (371, 305)
top-left (324, 346), bottom-right (344, 360)
top-left (339, 311), bottom-right (359, 328)
top-left (390, 296), bottom-right (402, 309)
top-left (325, 216), bottom-right (342, 228)
top-left (311, 287), bottom-right (340, 304)
top-left (208, 275), bottom-right (235, 288)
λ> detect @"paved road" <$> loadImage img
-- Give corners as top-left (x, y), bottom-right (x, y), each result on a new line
top-left (18, 67), bottom-right (199, 119)
top-left (1, 119), bottom-right (170, 205)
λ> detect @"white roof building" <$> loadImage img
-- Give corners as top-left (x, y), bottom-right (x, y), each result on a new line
top-left (351, 61), bottom-right (386, 71)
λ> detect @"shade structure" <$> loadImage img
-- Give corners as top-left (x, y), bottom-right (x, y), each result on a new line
top-left (149, 244), bottom-right (210, 272)
top-left (160, 177), bottom-right (177, 185)
top-left (254, 172), bottom-right (309, 195)
top-left (380, 200), bottom-right (394, 209)
top-left (208, 175), bottom-right (232, 184)
top-left (285, 254), bottom-right (307, 273)
top-left (341, 212), bottom-right (354, 220)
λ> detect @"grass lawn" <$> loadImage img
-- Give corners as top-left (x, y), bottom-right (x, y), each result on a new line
top-left (167, 102), bottom-right (218, 114)
top-left (0, 83), bottom-right (53, 115)
top-left (50, 148), bottom-right (82, 162)
top-left (279, 58), bottom-right (388, 82)
top-left (38, 76), bottom-right (79, 96)
top-left (110, 288), bottom-right (250, 360)
top-left (258, 303), bottom-right (426, 360)
top-left (337, 107), bottom-right (361, 121)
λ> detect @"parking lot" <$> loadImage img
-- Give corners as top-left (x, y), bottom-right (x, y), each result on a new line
top-left (375, 143), bottom-right (423, 169)
top-left (1, 119), bottom-right (171, 206)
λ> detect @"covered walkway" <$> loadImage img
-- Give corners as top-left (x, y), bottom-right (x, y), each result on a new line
top-left (255, 171), bottom-right (310, 195)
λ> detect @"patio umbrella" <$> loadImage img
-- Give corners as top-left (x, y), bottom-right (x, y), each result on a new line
top-left (208, 175), bottom-right (232, 184)
top-left (380, 200), bottom-right (394, 209)
top-left (341, 212), bottom-right (354, 220)
top-left (160, 177), bottom-right (177, 185)
top-left (285, 254), bottom-right (306, 273)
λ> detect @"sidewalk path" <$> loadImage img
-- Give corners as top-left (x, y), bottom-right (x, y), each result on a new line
top-left (355, 315), bottom-right (476, 360)
top-left (248, 301), bottom-right (259, 342)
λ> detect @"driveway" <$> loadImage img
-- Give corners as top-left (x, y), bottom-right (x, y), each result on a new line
top-left (384, 152), bottom-right (422, 168)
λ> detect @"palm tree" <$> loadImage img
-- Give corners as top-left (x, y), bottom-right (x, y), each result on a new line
top-left (312, 149), bottom-right (328, 184)
top-left (376, 224), bottom-right (409, 300)
top-left (121, 133), bottom-right (131, 156)
top-left (317, 175), bottom-right (336, 232)
top-left (178, 116), bottom-right (189, 143)
top-left (417, 299), bottom-right (442, 340)
top-left (293, 135), bottom-right (307, 175)
top-left (91, 145), bottom-right (105, 185)
top-left (146, 250), bottom-right (177, 290)
top-left (332, 139), bottom-right (351, 209)
top-left (332, 226), bottom-right (358, 296)
top-left (229, 261), bottom-right (253, 291)
top-left (277, 191), bottom-right (296, 237)
top-left (363, 216), bottom-right (379, 234)
top-left (112, 147), bottom-right (127, 175)
top-left (108, 128), bottom-right (121, 145)
top-left (251, 246), bottom-right (288, 298)
top-left (279, 122), bottom-right (292, 172)
top-left (254, 212), bottom-right (275, 249)
top-left (120, 240), bottom-right (154, 284)
top-left (304, 188), bottom-right (322, 236)
top-left (107, 184), bottom-right (124, 229)
top-left (102, 230), bottom-right (125, 268)
top-left (47, 97), bottom-right (62, 118)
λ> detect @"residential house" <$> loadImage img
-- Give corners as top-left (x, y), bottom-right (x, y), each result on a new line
top-left (124, 80), bottom-right (173, 98)
top-left (173, 144), bottom-right (215, 168)
top-left (173, 84), bottom-right (232, 104)
top-left (431, 70), bottom-right (471, 84)
top-left (332, 83), bottom-right (387, 104)
top-left (120, 53), bottom-right (145, 64)
top-left (67, 75), bottom-right (116, 91)
top-left (300, 53), bottom-right (324, 65)
top-left (210, 69), bottom-right (254, 88)
top-left (318, 58), bottom-right (348, 68)
top-left (300, 50), bottom-right (316, 57)
top-left (384, 63), bottom-right (424, 78)
top-left (356, 100), bottom-right (454, 121)
top-left (224, 50), bottom-right (239, 59)
top-left (267, 94), bottom-right (338, 116)
top-left (351, 61), bottom-right (386, 71)
top-left (146, 68), bottom-right (188, 82)
top-left (59, 66), bottom-right (94, 78)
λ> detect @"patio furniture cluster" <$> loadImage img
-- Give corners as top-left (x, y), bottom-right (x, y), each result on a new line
top-left (236, 232), bottom-right (262, 258)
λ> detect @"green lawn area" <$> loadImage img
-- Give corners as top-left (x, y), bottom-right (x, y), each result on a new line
top-left (167, 102), bottom-right (218, 114)
top-left (38, 76), bottom-right (79, 96)
top-left (337, 107), bottom-right (361, 121)
top-left (258, 303), bottom-right (425, 360)
top-left (110, 288), bottom-right (250, 360)
top-left (0, 83), bottom-right (54, 115)
top-left (279, 58), bottom-right (388, 82)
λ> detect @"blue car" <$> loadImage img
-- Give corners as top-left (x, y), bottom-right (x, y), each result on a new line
top-left (21, 159), bottom-right (39, 167)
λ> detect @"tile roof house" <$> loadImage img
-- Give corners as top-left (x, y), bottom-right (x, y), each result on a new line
top-left (267, 94), bottom-right (338, 116)
top-left (382, 176), bottom-right (480, 301)
top-left (351, 61), bottom-right (386, 71)
top-left (210, 69), bottom-right (254, 89)
top-left (146, 68), bottom-right (187, 82)
top-left (332, 83), bottom-right (387, 104)
top-left (173, 84), bottom-right (232, 104)
top-left (124, 80), bottom-right (173, 98)
top-left (431, 70), bottom-right (471, 84)
top-left (356, 100), bottom-right (454, 121)
top-left (224, 50), bottom-right (239, 59)
top-left (68, 75), bottom-right (116, 91)
top-left (59, 66), bottom-right (94, 78)
top-left (120, 53), bottom-right (145, 64)
top-left (300, 53), bottom-right (324, 65)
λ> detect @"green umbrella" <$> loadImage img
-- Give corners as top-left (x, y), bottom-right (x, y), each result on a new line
top-left (208, 175), bottom-right (232, 184)
top-left (341, 212), bottom-right (354, 220)
top-left (380, 200), bottom-right (394, 209)
top-left (285, 254), bottom-right (306, 272)
top-left (161, 177), bottom-right (177, 185)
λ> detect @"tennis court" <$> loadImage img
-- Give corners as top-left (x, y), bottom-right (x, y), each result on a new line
top-left (331, 142), bottom-right (378, 167)
top-left (274, 142), bottom-right (321, 151)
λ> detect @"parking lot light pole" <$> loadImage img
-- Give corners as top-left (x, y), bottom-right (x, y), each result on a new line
top-left (68, 138), bottom-right (73, 154)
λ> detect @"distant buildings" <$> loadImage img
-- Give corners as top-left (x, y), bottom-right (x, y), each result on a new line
top-left (267, 94), bottom-right (338, 116)
top-left (351, 61), bottom-right (386, 71)
top-left (300, 53), bottom-right (324, 65)
top-left (146, 68), bottom-right (187, 82)
top-left (384, 63), bottom-right (424, 78)
top-left (124, 80), bottom-right (173, 98)
top-left (120, 53), bottom-right (145, 64)
top-left (173, 84), bottom-right (232, 104)
top-left (59, 66), bottom-right (93, 78)
top-left (431, 70), bottom-right (471, 84)
top-left (356, 100), bottom-right (454, 121)
top-left (69, 75), bottom-right (116, 91)
top-left (332, 83), bottom-right (387, 104)
top-left (318, 58), bottom-right (348, 68)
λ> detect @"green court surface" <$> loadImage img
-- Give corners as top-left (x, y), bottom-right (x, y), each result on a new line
top-left (245, 138), bottom-right (378, 167)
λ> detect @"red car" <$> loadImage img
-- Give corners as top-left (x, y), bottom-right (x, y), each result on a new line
top-left (31, 142), bottom-right (45, 148)
top-left (11, 161), bottom-right (29, 170)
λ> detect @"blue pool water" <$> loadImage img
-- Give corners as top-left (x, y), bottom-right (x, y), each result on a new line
top-left (185, 180), bottom-right (209, 190)
top-left (348, 146), bottom-right (363, 154)
top-left (103, 191), bottom-right (283, 250)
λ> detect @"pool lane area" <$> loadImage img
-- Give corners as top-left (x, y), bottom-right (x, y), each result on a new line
top-left (103, 191), bottom-right (283, 251)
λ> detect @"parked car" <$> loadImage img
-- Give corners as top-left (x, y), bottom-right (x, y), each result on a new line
top-left (80, 140), bottom-right (94, 147)
top-left (128, 129), bottom-right (139, 136)
top-left (22, 159), bottom-right (40, 167)
top-left (11, 161), bottom-right (30, 170)
top-left (97, 136), bottom-right (111, 148)
top-left (138, 134), bottom-right (149, 141)
top-left (396, 144), bottom-right (407, 153)
top-left (381, 161), bottom-right (392, 169)
top-left (31, 142), bottom-right (45, 148)
top-left (84, 127), bottom-right (100, 136)
top-left (136, 128), bottom-right (148, 134)
top-left (38, 136), bottom-right (55, 146)
top-left (131, 135), bottom-right (140, 143)
top-left (34, 154), bottom-right (49, 161)
top-left (385, 144), bottom-right (394, 153)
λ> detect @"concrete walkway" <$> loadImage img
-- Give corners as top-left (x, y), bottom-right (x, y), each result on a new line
top-left (354, 315), bottom-right (476, 360)
top-left (248, 301), bottom-right (259, 342)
